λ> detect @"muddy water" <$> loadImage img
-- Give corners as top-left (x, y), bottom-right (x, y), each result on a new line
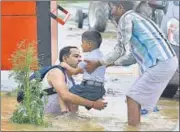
top-left (1, 74), bottom-right (179, 131)
top-left (1, 94), bottom-right (104, 131)
top-left (1, 1), bottom-right (179, 131)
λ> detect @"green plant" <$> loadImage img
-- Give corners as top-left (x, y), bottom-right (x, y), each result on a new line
top-left (9, 40), bottom-right (47, 125)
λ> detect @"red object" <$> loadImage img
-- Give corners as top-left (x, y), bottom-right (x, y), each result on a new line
top-left (1, 1), bottom-right (37, 70)
top-left (1, 1), bottom-right (70, 70)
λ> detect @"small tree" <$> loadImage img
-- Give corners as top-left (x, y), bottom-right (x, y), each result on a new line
top-left (9, 40), bottom-right (47, 125)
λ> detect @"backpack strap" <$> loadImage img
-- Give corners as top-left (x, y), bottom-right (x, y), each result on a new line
top-left (18, 65), bottom-right (69, 102)
top-left (40, 65), bottom-right (68, 96)
top-left (70, 77), bottom-right (76, 86)
top-left (45, 65), bottom-right (67, 82)
top-left (29, 65), bottom-right (68, 96)
top-left (30, 65), bottom-right (67, 82)
top-left (29, 66), bottom-right (51, 81)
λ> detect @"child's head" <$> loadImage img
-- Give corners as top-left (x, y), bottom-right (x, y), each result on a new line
top-left (81, 30), bottom-right (102, 52)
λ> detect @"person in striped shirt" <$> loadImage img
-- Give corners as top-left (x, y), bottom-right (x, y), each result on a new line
top-left (84, 1), bottom-right (178, 126)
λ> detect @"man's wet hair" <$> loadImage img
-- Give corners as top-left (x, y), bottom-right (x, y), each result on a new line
top-left (82, 30), bottom-right (102, 49)
top-left (59, 46), bottom-right (78, 62)
top-left (111, 1), bottom-right (135, 11)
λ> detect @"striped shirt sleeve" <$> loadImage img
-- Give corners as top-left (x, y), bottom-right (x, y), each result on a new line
top-left (100, 13), bottom-right (133, 66)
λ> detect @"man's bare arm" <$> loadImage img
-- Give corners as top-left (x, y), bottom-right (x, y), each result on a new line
top-left (48, 69), bottom-right (106, 110)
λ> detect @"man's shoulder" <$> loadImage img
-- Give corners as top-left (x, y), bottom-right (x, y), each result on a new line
top-left (119, 10), bottom-right (137, 22)
top-left (48, 67), bottom-right (66, 78)
top-left (47, 68), bottom-right (68, 85)
top-left (122, 10), bottom-right (134, 18)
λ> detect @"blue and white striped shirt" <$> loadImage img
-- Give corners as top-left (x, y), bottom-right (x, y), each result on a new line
top-left (101, 10), bottom-right (175, 72)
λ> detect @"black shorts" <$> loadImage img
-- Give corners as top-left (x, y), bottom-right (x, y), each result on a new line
top-left (69, 82), bottom-right (106, 101)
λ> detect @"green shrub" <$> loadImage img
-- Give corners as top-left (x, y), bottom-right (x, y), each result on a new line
top-left (9, 40), bottom-right (47, 125)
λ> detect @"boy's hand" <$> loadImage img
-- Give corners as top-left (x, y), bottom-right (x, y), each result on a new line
top-left (60, 62), bottom-right (69, 68)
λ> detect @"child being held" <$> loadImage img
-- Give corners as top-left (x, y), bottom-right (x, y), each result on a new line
top-left (61, 30), bottom-right (106, 110)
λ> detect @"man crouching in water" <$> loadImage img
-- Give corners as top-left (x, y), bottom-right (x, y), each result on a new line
top-left (41, 46), bottom-right (107, 115)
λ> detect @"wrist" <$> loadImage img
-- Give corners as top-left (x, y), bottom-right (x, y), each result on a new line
top-left (91, 101), bottom-right (95, 108)
top-left (88, 101), bottom-right (95, 108)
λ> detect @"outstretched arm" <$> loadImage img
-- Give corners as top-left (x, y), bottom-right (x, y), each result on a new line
top-left (100, 14), bottom-right (133, 66)
top-left (48, 68), bottom-right (107, 110)
top-left (60, 62), bottom-right (83, 75)
top-left (113, 52), bottom-right (137, 66)
top-left (105, 53), bottom-right (136, 68)
top-left (85, 14), bottom-right (133, 73)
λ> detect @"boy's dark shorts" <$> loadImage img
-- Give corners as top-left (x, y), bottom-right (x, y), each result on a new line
top-left (69, 81), bottom-right (106, 101)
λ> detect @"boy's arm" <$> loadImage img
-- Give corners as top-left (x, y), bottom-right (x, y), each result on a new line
top-left (61, 62), bottom-right (83, 75)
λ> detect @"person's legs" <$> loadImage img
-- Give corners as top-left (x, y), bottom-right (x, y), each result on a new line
top-left (126, 56), bottom-right (178, 126)
top-left (127, 96), bottom-right (141, 126)
top-left (43, 94), bottom-right (61, 115)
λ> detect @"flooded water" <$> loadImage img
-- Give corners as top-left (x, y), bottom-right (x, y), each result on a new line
top-left (1, 74), bottom-right (179, 131)
top-left (1, 1), bottom-right (179, 131)
top-left (2, 76), bottom-right (179, 131)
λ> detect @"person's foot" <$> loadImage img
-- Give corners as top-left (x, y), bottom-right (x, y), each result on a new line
top-left (153, 106), bottom-right (159, 112)
top-left (141, 106), bottom-right (159, 115)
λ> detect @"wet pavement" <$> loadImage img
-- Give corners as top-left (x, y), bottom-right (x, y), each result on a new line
top-left (1, 1), bottom-right (179, 131)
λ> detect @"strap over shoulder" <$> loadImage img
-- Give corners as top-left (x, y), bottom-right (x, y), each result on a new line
top-left (29, 65), bottom-right (67, 82)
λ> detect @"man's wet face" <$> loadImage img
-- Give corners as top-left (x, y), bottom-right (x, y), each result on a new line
top-left (66, 48), bottom-right (81, 68)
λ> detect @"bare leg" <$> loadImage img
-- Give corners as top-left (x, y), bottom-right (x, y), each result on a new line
top-left (127, 96), bottom-right (141, 126)
top-left (58, 96), bottom-right (69, 113)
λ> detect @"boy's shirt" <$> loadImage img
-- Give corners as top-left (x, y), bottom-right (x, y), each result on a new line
top-left (78, 49), bottom-right (106, 83)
